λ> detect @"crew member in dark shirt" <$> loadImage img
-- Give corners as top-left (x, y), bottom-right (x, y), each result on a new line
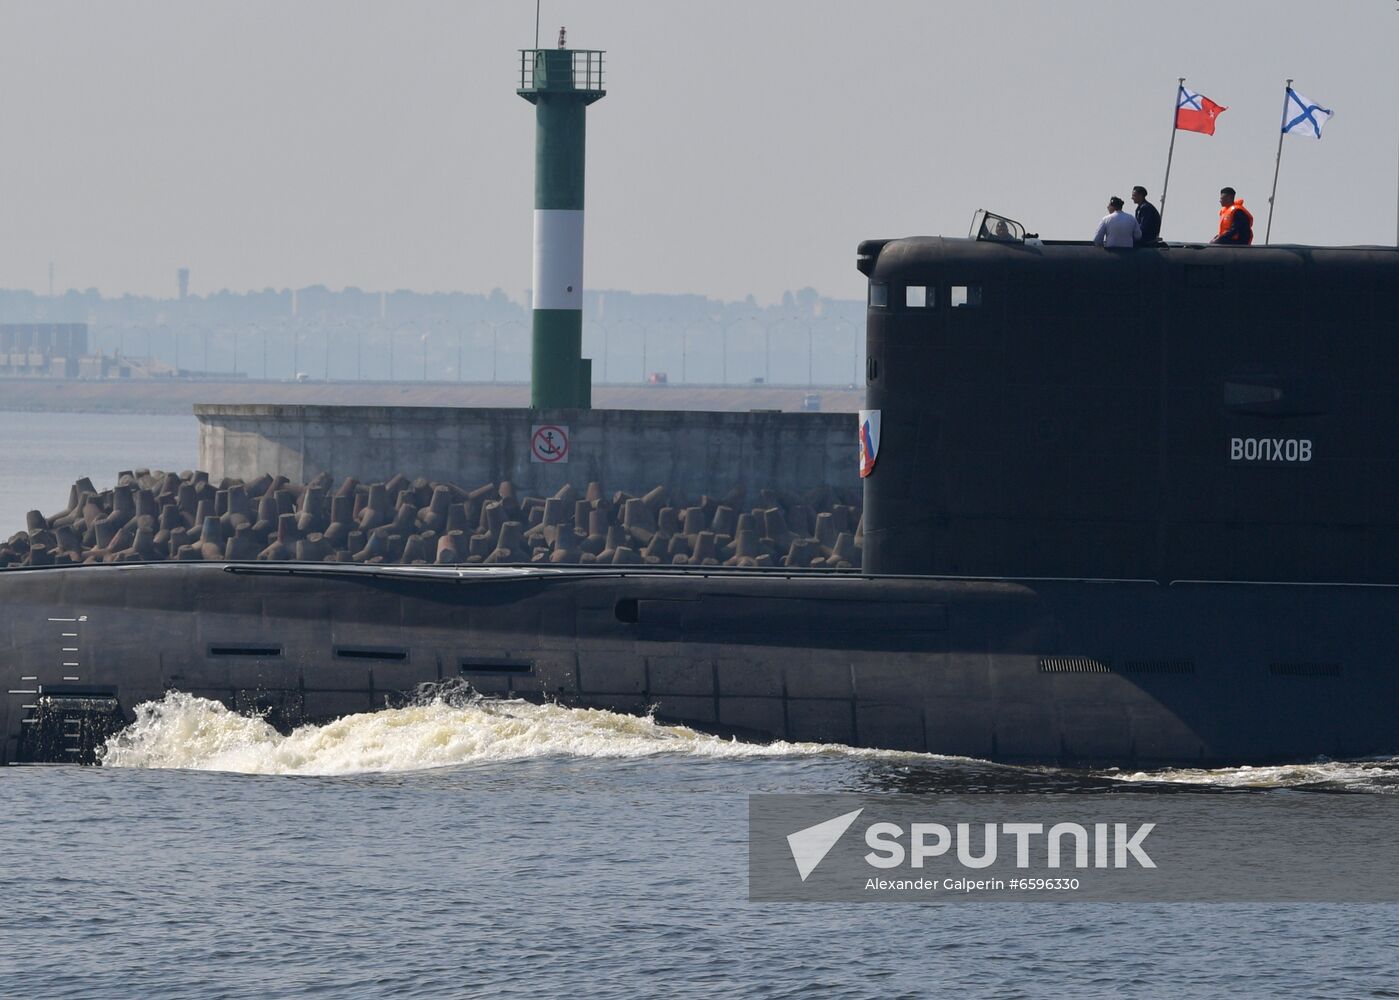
top-left (1131, 186), bottom-right (1161, 245)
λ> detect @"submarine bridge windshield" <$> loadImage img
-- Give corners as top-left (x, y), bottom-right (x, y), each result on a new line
top-left (971, 209), bottom-right (1029, 243)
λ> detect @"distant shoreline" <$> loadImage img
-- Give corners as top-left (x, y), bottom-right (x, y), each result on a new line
top-left (0, 378), bottom-right (862, 416)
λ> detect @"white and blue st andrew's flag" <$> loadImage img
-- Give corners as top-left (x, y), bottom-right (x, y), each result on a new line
top-left (1282, 87), bottom-right (1333, 139)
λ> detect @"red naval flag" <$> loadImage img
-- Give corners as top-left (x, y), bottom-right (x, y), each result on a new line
top-left (1176, 85), bottom-right (1226, 135)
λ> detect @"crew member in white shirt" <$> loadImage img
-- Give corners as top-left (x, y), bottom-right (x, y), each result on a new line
top-left (1092, 196), bottom-right (1142, 248)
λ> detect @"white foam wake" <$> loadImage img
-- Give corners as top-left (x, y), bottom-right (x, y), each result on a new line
top-left (1116, 759), bottom-right (1399, 791)
top-left (99, 689), bottom-right (916, 776)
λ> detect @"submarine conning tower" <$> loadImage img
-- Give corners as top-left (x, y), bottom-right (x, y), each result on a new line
top-left (518, 31), bottom-right (605, 409)
top-left (857, 223), bottom-right (1399, 584)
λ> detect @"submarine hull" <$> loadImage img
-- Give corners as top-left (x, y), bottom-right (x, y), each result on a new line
top-left (2, 562), bottom-right (1394, 767)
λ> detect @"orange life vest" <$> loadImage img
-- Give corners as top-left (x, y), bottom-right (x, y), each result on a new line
top-left (1217, 200), bottom-right (1254, 245)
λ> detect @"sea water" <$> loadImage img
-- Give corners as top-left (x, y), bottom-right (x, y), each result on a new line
top-left (0, 409), bottom-right (1395, 998)
top-left (0, 410), bottom-right (199, 533)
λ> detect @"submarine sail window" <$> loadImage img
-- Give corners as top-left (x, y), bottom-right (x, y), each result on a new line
top-left (905, 285), bottom-right (932, 308)
top-left (868, 282), bottom-right (889, 308)
top-left (951, 285), bottom-right (982, 308)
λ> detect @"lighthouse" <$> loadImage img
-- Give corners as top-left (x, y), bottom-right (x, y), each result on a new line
top-left (518, 28), bottom-right (605, 409)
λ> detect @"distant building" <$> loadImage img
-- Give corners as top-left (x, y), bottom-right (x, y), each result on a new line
top-left (0, 323), bottom-right (89, 377)
top-left (178, 268), bottom-right (190, 300)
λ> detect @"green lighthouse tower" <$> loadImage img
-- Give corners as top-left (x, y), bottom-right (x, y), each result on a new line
top-left (518, 29), bottom-right (605, 409)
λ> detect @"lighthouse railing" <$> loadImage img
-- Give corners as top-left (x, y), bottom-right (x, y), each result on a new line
top-left (517, 49), bottom-right (605, 94)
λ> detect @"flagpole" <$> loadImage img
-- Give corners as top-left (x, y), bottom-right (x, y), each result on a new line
top-left (1264, 78), bottom-right (1293, 245)
top-left (1159, 77), bottom-right (1184, 232)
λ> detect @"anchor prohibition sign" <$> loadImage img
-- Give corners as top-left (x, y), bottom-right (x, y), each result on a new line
top-left (530, 424), bottom-right (570, 464)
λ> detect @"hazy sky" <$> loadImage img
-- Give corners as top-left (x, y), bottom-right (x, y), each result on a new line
top-left (1, 0), bottom-right (1395, 303)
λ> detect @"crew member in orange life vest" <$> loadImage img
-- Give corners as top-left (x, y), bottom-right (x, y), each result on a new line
top-left (1211, 187), bottom-right (1254, 245)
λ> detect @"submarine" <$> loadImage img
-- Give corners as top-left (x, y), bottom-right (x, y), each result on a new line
top-left (4, 213), bottom-right (1398, 767)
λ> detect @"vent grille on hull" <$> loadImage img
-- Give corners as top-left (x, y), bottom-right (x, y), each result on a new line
top-left (1269, 662), bottom-right (1342, 678)
top-left (1121, 660), bottom-right (1196, 675)
top-left (459, 657), bottom-right (534, 675)
top-left (208, 644), bottom-right (282, 658)
top-left (1038, 658), bottom-right (1196, 675)
top-left (334, 646), bottom-right (408, 662)
top-left (1039, 657), bottom-right (1111, 674)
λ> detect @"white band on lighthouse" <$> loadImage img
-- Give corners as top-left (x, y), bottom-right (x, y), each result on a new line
top-left (532, 209), bottom-right (585, 311)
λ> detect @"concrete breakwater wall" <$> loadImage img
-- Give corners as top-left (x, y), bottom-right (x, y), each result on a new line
top-left (196, 405), bottom-right (857, 500)
top-left (2, 468), bottom-right (862, 570)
